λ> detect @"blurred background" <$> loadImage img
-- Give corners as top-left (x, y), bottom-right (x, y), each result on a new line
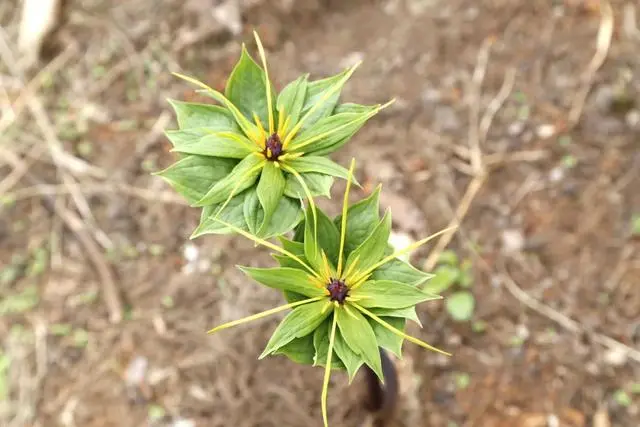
top-left (1, 0), bottom-right (639, 426)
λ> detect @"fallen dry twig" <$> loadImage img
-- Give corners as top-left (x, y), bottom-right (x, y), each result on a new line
top-left (424, 39), bottom-right (516, 271)
top-left (567, 0), bottom-right (614, 128)
top-left (499, 260), bottom-right (640, 365)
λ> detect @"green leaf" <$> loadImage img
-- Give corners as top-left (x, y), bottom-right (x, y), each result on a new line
top-left (345, 210), bottom-right (391, 276)
top-left (313, 319), bottom-right (346, 369)
top-left (283, 172), bottom-right (334, 199)
top-left (243, 189), bottom-right (302, 237)
top-left (350, 280), bottom-right (440, 309)
top-left (368, 306), bottom-right (421, 325)
top-left (274, 239), bottom-right (310, 301)
top-left (445, 291), bottom-right (475, 322)
top-left (173, 73), bottom-right (262, 143)
top-left (273, 334), bottom-right (316, 365)
top-left (423, 265), bottom-right (459, 294)
top-left (167, 100), bottom-right (239, 131)
top-left (256, 161), bottom-right (286, 230)
top-left (194, 154), bottom-right (264, 206)
top-left (333, 328), bottom-right (363, 382)
top-left (154, 155), bottom-right (237, 204)
top-left (191, 192), bottom-right (248, 237)
top-left (167, 129), bottom-right (258, 159)
top-left (299, 66), bottom-right (358, 130)
top-left (243, 187), bottom-right (262, 233)
top-left (259, 196), bottom-right (303, 238)
top-left (261, 300), bottom-right (332, 358)
top-left (282, 156), bottom-right (356, 184)
top-left (313, 209), bottom-right (341, 266)
top-left (335, 186), bottom-right (380, 256)
top-left (370, 316), bottom-right (404, 358)
top-left (336, 306), bottom-right (383, 381)
top-left (289, 105), bottom-right (379, 155)
top-left (277, 75), bottom-right (308, 130)
top-left (225, 45), bottom-right (274, 129)
top-left (303, 206), bottom-right (324, 272)
top-left (240, 266), bottom-right (325, 298)
top-left (370, 258), bottom-right (432, 287)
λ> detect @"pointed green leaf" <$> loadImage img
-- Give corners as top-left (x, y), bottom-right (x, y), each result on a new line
top-left (154, 155), bottom-right (237, 204)
top-left (315, 208), bottom-right (341, 267)
top-left (225, 45), bottom-right (274, 129)
top-left (194, 154), bottom-right (264, 206)
top-left (313, 318), bottom-right (346, 369)
top-left (349, 280), bottom-right (440, 309)
top-left (333, 328), bottom-right (364, 382)
top-left (282, 156), bottom-right (357, 185)
top-left (240, 267), bottom-right (325, 298)
top-left (259, 196), bottom-right (303, 238)
top-left (298, 66), bottom-right (358, 130)
top-left (370, 316), bottom-right (404, 358)
top-left (423, 265), bottom-right (459, 294)
top-left (167, 100), bottom-right (239, 131)
top-left (244, 190), bottom-right (302, 238)
top-left (368, 306), bottom-right (421, 325)
top-left (445, 291), bottom-right (475, 322)
top-left (256, 161), bottom-right (285, 230)
top-left (370, 258), bottom-right (433, 287)
top-left (283, 172), bottom-right (334, 199)
top-left (243, 187), bottom-right (262, 233)
top-left (261, 300), bottom-right (332, 358)
top-left (173, 73), bottom-right (262, 142)
top-left (274, 334), bottom-right (316, 365)
top-left (335, 186), bottom-right (381, 256)
top-left (336, 306), bottom-right (383, 381)
top-left (292, 207), bottom-right (341, 267)
top-left (288, 105), bottom-right (379, 155)
top-left (303, 207), bottom-right (324, 273)
top-left (345, 210), bottom-right (391, 276)
top-left (277, 75), bottom-right (308, 131)
top-left (167, 129), bottom-right (258, 159)
top-left (191, 192), bottom-right (248, 237)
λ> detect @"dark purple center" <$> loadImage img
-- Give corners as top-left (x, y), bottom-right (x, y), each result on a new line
top-left (327, 278), bottom-right (349, 304)
top-left (264, 133), bottom-right (283, 160)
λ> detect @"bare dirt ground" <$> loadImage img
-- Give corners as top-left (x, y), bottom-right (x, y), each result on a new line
top-left (1, 0), bottom-right (639, 426)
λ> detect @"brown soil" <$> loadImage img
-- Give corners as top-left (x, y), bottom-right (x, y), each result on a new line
top-left (1, 0), bottom-right (639, 426)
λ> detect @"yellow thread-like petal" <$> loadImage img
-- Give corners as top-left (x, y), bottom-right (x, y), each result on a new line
top-left (337, 159), bottom-right (356, 277)
top-left (321, 313), bottom-right (338, 427)
top-left (279, 163), bottom-right (318, 237)
top-left (209, 218), bottom-right (321, 279)
top-left (351, 303), bottom-right (451, 356)
top-left (207, 296), bottom-right (323, 334)
top-left (350, 225), bottom-right (458, 285)
top-left (253, 31), bottom-right (275, 135)
top-left (283, 62), bottom-right (362, 149)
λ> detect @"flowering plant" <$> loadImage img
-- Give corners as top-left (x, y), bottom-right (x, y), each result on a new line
top-left (156, 32), bottom-right (453, 426)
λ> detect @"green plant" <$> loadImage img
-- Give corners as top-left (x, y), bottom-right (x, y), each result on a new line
top-left (158, 32), bottom-right (455, 427)
top-left (156, 32), bottom-right (390, 239)
top-left (424, 250), bottom-right (475, 322)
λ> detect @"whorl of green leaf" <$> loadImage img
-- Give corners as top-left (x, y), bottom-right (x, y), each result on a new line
top-left (203, 159), bottom-right (456, 427)
top-left (155, 32), bottom-right (391, 239)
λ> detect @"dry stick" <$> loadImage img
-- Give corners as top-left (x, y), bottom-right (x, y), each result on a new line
top-left (9, 182), bottom-right (187, 205)
top-left (25, 174), bottom-right (123, 323)
top-left (499, 261), bottom-right (640, 365)
top-left (424, 46), bottom-right (516, 271)
top-left (567, 0), bottom-right (614, 128)
top-left (0, 30), bottom-right (112, 247)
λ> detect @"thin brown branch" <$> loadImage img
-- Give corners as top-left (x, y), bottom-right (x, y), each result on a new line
top-left (499, 260), bottom-right (640, 365)
top-left (568, 0), bottom-right (614, 128)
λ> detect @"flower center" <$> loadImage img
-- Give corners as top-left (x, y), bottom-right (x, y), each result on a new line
top-left (264, 133), bottom-right (283, 161)
top-left (326, 278), bottom-right (349, 304)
